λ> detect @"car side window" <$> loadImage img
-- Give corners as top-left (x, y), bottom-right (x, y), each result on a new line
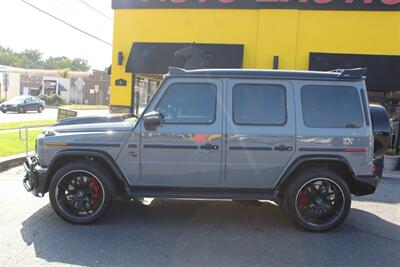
top-left (155, 83), bottom-right (217, 124)
top-left (301, 85), bottom-right (364, 128)
top-left (233, 84), bottom-right (287, 125)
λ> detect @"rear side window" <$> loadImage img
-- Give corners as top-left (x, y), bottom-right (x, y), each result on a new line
top-left (233, 84), bottom-right (286, 125)
top-left (301, 85), bottom-right (364, 128)
top-left (156, 83), bottom-right (216, 124)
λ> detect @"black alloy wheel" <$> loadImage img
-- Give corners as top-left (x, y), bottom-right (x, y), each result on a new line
top-left (55, 171), bottom-right (105, 219)
top-left (284, 168), bottom-right (351, 232)
top-left (295, 178), bottom-right (345, 228)
top-left (49, 162), bottom-right (115, 224)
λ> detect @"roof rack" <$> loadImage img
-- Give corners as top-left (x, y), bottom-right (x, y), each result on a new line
top-left (168, 67), bottom-right (186, 75)
top-left (331, 68), bottom-right (367, 79)
top-left (167, 67), bottom-right (366, 81)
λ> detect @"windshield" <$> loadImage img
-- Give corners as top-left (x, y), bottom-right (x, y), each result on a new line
top-left (6, 96), bottom-right (26, 104)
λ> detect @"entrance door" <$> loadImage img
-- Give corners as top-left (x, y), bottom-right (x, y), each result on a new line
top-left (139, 78), bottom-right (223, 187)
top-left (225, 80), bottom-right (296, 187)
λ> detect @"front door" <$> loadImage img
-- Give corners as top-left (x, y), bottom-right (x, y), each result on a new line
top-left (139, 79), bottom-right (223, 187)
top-left (225, 80), bottom-right (296, 187)
top-left (24, 97), bottom-right (35, 111)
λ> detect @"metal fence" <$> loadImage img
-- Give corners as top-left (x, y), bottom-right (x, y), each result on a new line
top-left (0, 124), bottom-right (53, 158)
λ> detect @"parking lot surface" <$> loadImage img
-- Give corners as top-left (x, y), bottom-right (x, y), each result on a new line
top-left (0, 166), bottom-right (399, 267)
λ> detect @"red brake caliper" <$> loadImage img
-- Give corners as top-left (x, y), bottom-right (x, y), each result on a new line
top-left (297, 190), bottom-right (309, 208)
top-left (89, 179), bottom-right (102, 208)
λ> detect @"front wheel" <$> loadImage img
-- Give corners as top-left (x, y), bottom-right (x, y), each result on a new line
top-left (37, 106), bottom-right (43, 113)
top-left (18, 106), bottom-right (25, 113)
top-left (49, 162), bottom-right (115, 224)
top-left (283, 168), bottom-right (351, 232)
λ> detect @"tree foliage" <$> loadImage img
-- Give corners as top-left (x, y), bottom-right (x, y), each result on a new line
top-left (0, 46), bottom-right (90, 71)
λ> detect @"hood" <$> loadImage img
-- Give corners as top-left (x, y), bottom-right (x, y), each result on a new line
top-left (1, 100), bottom-right (18, 105)
top-left (50, 120), bottom-right (137, 134)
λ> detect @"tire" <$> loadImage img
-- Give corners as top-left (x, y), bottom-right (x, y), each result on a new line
top-left (18, 106), bottom-right (25, 113)
top-left (37, 106), bottom-right (43, 113)
top-left (1, 109), bottom-right (6, 113)
top-left (49, 161), bottom-right (115, 224)
top-left (283, 168), bottom-right (351, 232)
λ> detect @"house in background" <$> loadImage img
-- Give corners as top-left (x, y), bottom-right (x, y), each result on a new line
top-left (0, 65), bottom-right (110, 105)
top-left (0, 65), bottom-right (21, 100)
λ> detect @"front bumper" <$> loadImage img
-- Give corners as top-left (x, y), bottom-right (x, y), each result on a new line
top-left (23, 156), bottom-right (48, 197)
top-left (353, 175), bottom-right (380, 196)
top-left (1, 105), bottom-right (18, 112)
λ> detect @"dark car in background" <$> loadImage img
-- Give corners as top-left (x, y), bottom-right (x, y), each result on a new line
top-left (0, 96), bottom-right (45, 113)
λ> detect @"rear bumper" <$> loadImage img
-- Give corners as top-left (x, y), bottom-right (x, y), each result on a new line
top-left (23, 156), bottom-right (48, 197)
top-left (353, 175), bottom-right (380, 196)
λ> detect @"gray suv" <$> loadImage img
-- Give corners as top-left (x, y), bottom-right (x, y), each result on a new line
top-left (23, 67), bottom-right (390, 232)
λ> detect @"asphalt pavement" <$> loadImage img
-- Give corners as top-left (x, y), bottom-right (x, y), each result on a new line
top-left (0, 166), bottom-right (399, 267)
top-left (0, 108), bottom-right (110, 123)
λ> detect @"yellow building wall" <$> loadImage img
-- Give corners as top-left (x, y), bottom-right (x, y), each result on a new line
top-left (111, 9), bottom-right (400, 107)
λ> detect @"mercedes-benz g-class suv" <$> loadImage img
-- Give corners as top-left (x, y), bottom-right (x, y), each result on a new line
top-left (23, 67), bottom-right (390, 232)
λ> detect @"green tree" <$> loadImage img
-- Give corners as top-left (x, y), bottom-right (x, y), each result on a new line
top-left (0, 46), bottom-right (91, 71)
top-left (71, 58), bottom-right (90, 72)
top-left (21, 49), bottom-right (43, 69)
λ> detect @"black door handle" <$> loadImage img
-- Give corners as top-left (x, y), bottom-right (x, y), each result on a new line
top-left (201, 143), bottom-right (219, 150)
top-left (274, 145), bottom-right (293, 151)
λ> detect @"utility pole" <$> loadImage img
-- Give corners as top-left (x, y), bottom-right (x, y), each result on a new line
top-left (3, 73), bottom-right (9, 100)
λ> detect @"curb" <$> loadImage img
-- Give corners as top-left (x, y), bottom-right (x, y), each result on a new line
top-left (0, 153), bottom-right (29, 172)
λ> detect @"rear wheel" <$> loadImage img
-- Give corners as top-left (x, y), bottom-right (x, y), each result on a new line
top-left (18, 106), bottom-right (25, 113)
top-left (49, 162), bottom-right (115, 224)
top-left (1, 109), bottom-right (6, 113)
top-left (283, 168), bottom-right (351, 232)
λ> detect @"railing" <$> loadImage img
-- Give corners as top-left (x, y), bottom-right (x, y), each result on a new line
top-left (18, 124), bottom-right (53, 157)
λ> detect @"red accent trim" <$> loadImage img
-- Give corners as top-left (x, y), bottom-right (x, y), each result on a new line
top-left (345, 148), bottom-right (368, 153)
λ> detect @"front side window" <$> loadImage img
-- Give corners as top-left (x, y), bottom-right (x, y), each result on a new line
top-left (156, 83), bottom-right (217, 124)
top-left (233, 84), bottom-right (286, 125)
top-left (301, 85), bottom-right (364, 128)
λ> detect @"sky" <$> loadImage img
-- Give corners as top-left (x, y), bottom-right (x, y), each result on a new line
top-left (0, 0), bottom-right (113, 70)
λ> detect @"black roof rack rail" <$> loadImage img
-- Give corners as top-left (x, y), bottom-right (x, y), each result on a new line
top-left (331, 68), bottom-right (367, 79)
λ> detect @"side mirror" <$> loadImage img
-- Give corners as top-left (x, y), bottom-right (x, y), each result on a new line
top-left (143, 111), bottom-right (163, 131)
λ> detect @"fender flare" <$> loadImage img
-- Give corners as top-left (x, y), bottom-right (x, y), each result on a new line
top-left (46, 149), bottom-right (130, 189)
top-left (274, 154), bottom-right (356, 191)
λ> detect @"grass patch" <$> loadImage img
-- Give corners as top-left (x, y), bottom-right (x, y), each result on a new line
top-left (60, 104), bottom-right (109, 110)
top-left (0, 120), bottom-right (56, 130)
top-left (0, 129), bottom-right (42, 157)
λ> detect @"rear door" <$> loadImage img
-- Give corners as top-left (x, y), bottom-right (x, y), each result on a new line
top-left (225, 80), bottom-right (296, 187)
top-left (139, 78), bottom-right (224, 186)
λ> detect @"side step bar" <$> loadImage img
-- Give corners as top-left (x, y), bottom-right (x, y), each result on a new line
top-left (127, 186), bottom-right (278, 200)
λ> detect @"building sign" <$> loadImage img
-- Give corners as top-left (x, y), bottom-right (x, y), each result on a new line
top-left (112, 0), bottom-right (400, 11)
top-left (44, 80), bottom-right (57, 91)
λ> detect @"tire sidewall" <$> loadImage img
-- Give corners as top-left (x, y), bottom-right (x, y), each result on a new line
top-left (286, 168), bottom-right (351, 232)
top-left (49, 162), bottom-right (115, 224)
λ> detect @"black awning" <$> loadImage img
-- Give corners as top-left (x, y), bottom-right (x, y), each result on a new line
top-left (309, 52), bottom-right (400, 91)
top-left (126, 42), bottom-right (244, 74)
